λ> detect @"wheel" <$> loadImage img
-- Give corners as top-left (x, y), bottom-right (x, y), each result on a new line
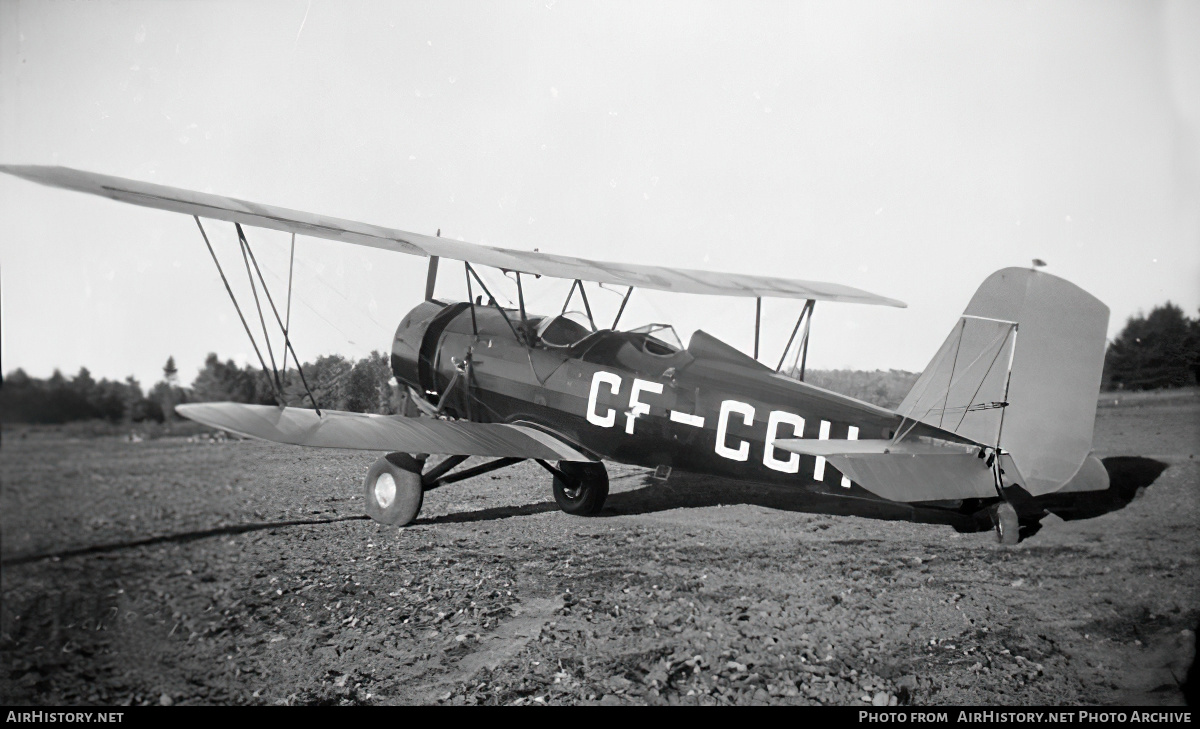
top-left (552, 461), bottom-right (609, 516)
top-left (364, 452), bottom-right (424, 526)
top-left (992, 502), bottom-right (1019, 545)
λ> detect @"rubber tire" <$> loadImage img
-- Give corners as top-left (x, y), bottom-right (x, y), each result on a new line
top-left (364, 453), bottom-right (424, 526)
top-left (552, 461), bottom-right (609, 516)
top-left (993, 502), bottom-right (1020, 545)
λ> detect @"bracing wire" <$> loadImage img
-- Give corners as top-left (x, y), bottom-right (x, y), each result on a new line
top-left (235, 224), bottom-right (283, 392)
top-left (233, 223), bottom-right (322, 414)
top-left (193, 217), bottom-right (285, 406)
top-left (281, 233), bottom-right (295, 385)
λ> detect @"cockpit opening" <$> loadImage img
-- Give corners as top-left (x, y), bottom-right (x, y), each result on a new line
top-left (536, 310), bottom-right (594, 347)
top-left (627, 323), bottom-right (683, 355)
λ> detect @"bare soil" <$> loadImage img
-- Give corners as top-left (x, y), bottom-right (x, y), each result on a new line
top-left (1, 397), bottom-right (1197, 706)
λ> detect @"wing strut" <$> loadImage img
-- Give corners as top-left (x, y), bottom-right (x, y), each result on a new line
top-left (233, 223), bottom-right (323, 415)
top-left (798, 302), bottom-right (814, 380)
top-left (577, 283), bottom-right (596, 331)
top-left (753, 297), bottom-right (762, 360)
top-left (193, 216), bottom-right (322, 414)
top-left (235, 223), bottom-right (284, 394)
top-left (425, 255), bottom-right (440, 301)
top-left (463, 262), bottom-right (548, 384)
top-left (776, 299), bottom-right (815, 378)
top-left (611, 286), bottom-right (634, 329)
top-left (464, 261), bottom-right (478, 334)
top-left (560, 280), bottom-right (598, 331)
top-left (515, 271), bottom-right (530, 339)
top-left (465, 262), bottom-right (521, 342)
top-left (193, 217), bottom-right (286, 407)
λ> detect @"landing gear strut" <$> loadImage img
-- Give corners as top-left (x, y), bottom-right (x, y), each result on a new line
top-left (363, 454), bottom-right (609, 527)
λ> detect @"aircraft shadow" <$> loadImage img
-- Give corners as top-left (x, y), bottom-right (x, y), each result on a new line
top-left (1, 514), bottom-right (370, 567)
top-left (1038, 456), bottom-right (1169, 522)
top-left (7, 458), bottom-right (1166, 562)
top-left (418, 456), bottom-right (1170, 533)
top-left (420, 501), bottom-right (562, 525)
top-left (602, 472), bottom-right (980, 529)
top-left (416, 471), bottom-right (978, 529)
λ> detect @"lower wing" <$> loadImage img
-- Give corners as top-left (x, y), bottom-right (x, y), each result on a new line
top-left (175, 403), bottom-right (595, 462)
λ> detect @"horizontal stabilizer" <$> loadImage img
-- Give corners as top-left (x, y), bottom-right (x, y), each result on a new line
top-left (775, 437), bottom-right (996, 502)
top-left (0, 165), bottom-right (905, 306)
top-left (772, 438), bottom-right (977, 457)
top-left (175, 403), bottom-right (595, 461)
top-left (827, 453), bottom-right (997, 502)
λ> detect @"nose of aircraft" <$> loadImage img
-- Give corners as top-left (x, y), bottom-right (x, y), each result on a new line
top-left (390, 300), bottom-right (447, 391)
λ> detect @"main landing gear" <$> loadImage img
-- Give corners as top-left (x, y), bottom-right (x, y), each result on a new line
top-left (363, 453), bottom-right (425, 526)
top-left (989, 502), bottom-right (1020, 545)
top-left (362, 454), bottom-right (608, 527)
top-left (550, 461), bottom-right (609, 516)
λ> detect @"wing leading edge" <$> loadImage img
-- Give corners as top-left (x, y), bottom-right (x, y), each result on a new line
top-left (175, 403), bottom-right (595, 461)
top-left (0, 165), bottom-right (905, 306)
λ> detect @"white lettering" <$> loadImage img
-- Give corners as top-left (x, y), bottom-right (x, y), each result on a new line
top-left (586, 371), bottom-right (622, 428)
top-left (841, 425), bottom-right (859, 487)
top-left (626, 379), bottom-right (664, 434)
top-left (669, 410), bottom-right (705, 428)
top-left (813, 419), bottom-right (831, 480)
top-left (763, 411), bottom-right (805, 473)
top-left (715, 400), bottom-right (755, 461)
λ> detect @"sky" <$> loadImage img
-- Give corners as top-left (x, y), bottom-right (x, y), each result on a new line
top-left (1, 0), bottom-right (1197, 391)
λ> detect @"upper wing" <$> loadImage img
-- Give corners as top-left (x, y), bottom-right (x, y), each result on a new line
top-left (0, 165), bottom-right (905, 307)
top-left (175, 402), bottom-right (595, 461)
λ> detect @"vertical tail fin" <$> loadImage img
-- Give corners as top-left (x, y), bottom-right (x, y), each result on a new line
top-left (898, 268), bottom-right (1109, 496)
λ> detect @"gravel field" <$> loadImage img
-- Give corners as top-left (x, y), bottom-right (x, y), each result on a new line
top-left (1, 397), bottom-right (1197, 706)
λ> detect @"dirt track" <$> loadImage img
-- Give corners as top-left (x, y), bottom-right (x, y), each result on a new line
top-left (1, 397), bottom-right (1197, 706)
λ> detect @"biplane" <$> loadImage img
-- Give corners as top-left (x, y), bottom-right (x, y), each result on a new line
top-left (2, 165), bottom-right (1116, 543)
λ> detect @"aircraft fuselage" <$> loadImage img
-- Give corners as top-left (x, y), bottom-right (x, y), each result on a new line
top-left (391, 300), bottom-right (962, 504)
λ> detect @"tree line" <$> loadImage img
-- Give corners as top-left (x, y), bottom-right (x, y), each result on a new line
top-left (1102, 302), bottom-right (1200, 390)
top-left (0, 352), bottom-right (404, 425)
top-left (2, 302), bottom-right (1196, 424)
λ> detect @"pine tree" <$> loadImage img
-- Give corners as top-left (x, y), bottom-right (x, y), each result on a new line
top-left (159, 356), bottom-right (180, 426)
top-left (1104, 303), bottom-right (1200, 390)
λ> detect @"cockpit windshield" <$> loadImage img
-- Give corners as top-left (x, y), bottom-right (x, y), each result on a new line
top-left (536, 310), bottom-right (594, 347)
top-left (627, 323), bottom-right (683, 355)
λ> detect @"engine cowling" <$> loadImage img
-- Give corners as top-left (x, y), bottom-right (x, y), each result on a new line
top-left (390, 300), bottom-right (447, 392)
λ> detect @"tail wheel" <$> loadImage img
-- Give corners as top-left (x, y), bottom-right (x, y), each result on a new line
top-left (364, 453), bottom-right (424, 526)
top-left (552, 461), bottom-right (608, 516)
top-left (992, 502), bottom-right (1020, 545)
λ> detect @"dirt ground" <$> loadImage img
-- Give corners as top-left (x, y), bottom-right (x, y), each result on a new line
top-left (1, 396), bottom-right (1197, 706)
